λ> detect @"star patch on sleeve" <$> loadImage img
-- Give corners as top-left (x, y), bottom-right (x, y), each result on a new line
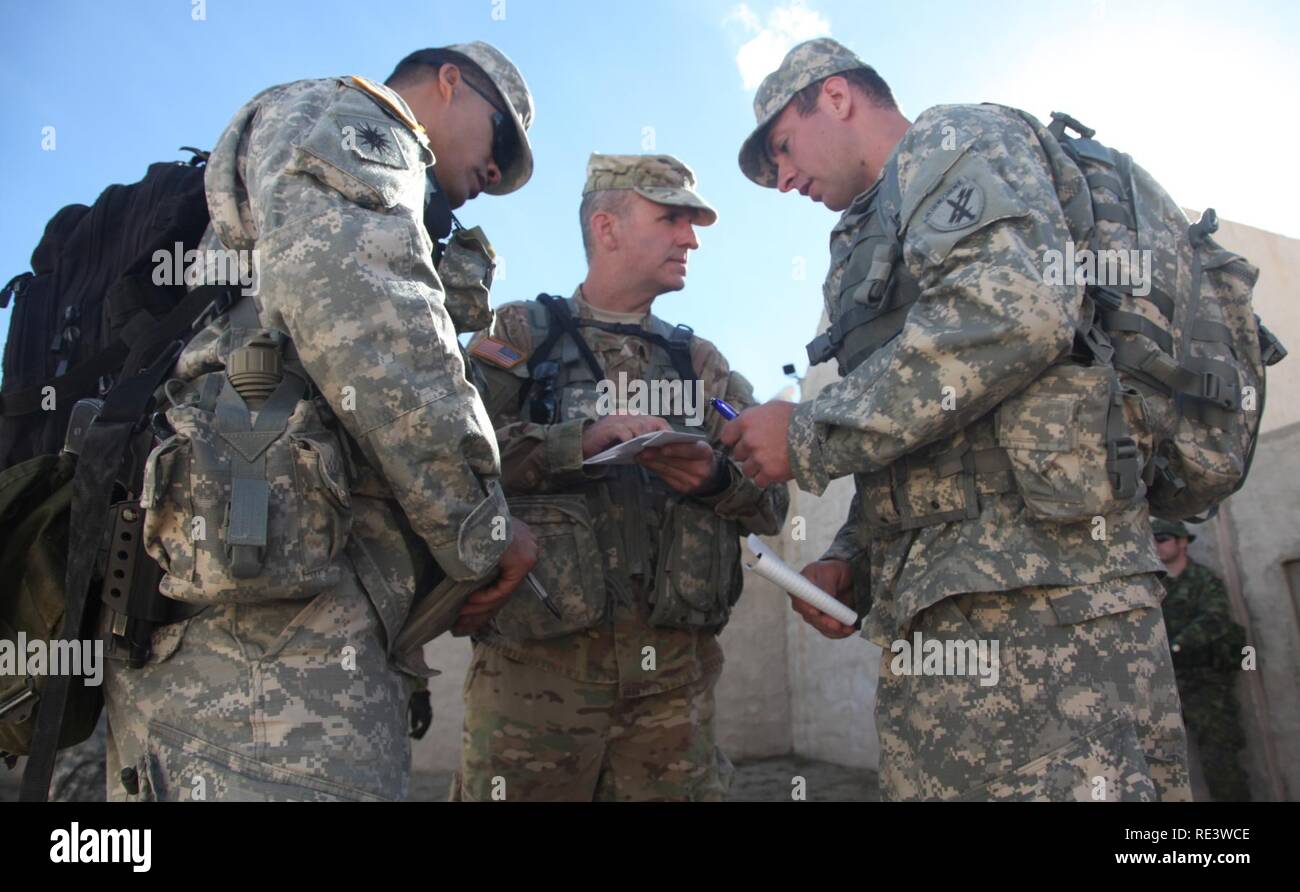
top-left (923, 178), bottom-right (985, 232)
top-left (337, 115), bottom-right (408, 169)
top-left (469, 336), bottom-right (526, 369)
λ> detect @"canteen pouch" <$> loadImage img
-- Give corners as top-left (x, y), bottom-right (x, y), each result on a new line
top-left (437, 225), bottom-right (496, 334)
top-left (140, 372), bottom-right (353, 605)
top-left (489, 494), bottom-right (608, 640)
top-left (996, 363), bottom-right (1149, 523)
top-left (648, 499), bottom-right (743, 632)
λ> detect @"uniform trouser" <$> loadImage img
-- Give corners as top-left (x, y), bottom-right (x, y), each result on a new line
top-left (452, 643), bottom-right (732, 801)
top-left (876, 576), bottom-right (1192, 801)
top-left (103, 565), bottom-right (412, 801)
top-left (1180, 679), bottom-right (1251, 801)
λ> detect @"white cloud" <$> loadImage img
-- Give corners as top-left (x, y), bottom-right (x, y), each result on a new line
top-left (726, 1), bottom-right (832, 91)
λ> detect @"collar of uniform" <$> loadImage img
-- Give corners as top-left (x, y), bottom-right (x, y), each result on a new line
top-left (573, 285), bottom-right (649, 326)
top-left (832, 141), bottom-right (905, 236)
top-left (347, 75), bottom-right (431, 150)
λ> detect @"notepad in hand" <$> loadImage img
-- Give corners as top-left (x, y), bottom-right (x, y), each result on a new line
top-left (582, 430), bottom-right (709, 466)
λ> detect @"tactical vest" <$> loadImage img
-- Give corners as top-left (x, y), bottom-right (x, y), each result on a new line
top-left (806, 154), bottom-right (1149, 536)
top-left (487, 295), bottom-right (746, 641)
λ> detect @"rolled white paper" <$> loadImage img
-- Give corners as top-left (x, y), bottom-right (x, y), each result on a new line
top-left (745, 534), bottom-right (859, 627)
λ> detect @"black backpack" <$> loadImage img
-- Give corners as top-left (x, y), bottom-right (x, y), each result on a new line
top-left (0, 150), bottom-right (223, 800)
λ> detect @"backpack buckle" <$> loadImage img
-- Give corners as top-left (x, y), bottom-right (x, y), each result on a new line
top-left (806, 332), bottom-right (836, 367)
top-left (1049, 111), bottom-right (1096, 141)
top-left (1108, 436), bottom-right (1141, 500)
top-left (1199, 371), bottom-right (1225, 405)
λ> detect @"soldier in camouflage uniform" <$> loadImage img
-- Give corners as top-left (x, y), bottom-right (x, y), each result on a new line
top-left (453, 154), bottom-right (789, 801)
top-left (1153, 518), bottom-right (1251, 800)
top-left (723, 39), bottom-right (1191, 801)
top-left (102, 42), bottom-right (539, 801)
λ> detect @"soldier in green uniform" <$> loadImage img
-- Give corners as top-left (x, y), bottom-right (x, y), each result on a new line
top-left (454, 153), bottom-right (788, 801)
top-left (723, 38), bottom-right (1190, 801)
top-left (1153, 518), bottom-right (1251, 801)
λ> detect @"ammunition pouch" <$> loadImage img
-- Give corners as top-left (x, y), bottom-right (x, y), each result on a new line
top-left (855, 436), bottom-right (1015, 536)
top-left (140, 369), bottom-right (353, 605)
top-left (490, 494), bottom-right (608, 640)
top-left (648, 498), bottom-right (744, 632)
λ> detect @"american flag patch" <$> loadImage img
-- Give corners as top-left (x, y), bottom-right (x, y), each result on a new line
top-left (470, 336), bottom-right (525, 369)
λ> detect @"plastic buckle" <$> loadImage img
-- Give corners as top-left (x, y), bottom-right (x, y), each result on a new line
top-left (1108, 436), bottom-right (1141, 500)
top-left (1081, 323), bottom-right (1115, 366)
top-left (1200, 372), bottom-right (1222, 404)
top-left (806, 333), bottom-right (836, 367)
top-left (1090, 285), bottom-right (1125, 312)
top-left (1049, 111), bottom-right (1096, 140)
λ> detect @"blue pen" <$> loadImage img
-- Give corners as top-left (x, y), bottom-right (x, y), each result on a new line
top-left (710, 397), bottom-right (739, 420)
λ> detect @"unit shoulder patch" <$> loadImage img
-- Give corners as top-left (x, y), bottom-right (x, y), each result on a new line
top-left (469, 336), bottom-right (526, 369)
top-left (922, 178), bottom-right (985, 233)
top-left (336, 114), bottom-right (408, 169)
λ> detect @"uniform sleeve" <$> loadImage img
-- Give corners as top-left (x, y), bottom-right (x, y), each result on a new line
top-left (211, 82), bottom-right (510, 582)
top-left (694, 363), bottom-right (789, 535)
top-left (467, 304), bottom-right (605, 495)
top-left (787, 110), bottom-right (1080, 495)
top-left (819, 493), bottom-right (865, 563)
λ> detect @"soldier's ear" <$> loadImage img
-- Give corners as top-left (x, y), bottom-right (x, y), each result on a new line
top-left (822, 75), bottom-right (853, 121)
top-left (437, 63), bottom-right (462, 103)
top-left (590, 209), bottom-right (620, 254)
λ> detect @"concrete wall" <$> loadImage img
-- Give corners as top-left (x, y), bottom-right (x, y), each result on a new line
top-left (1188, 218), bottom-right (1300, 800)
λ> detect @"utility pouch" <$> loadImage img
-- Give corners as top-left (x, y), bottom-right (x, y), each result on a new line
top-left (489, 494), bottom-right (608, 641)
top-left (648, 498), bottom-right (743, 632)
top-left (995, 363), bottom-right (1149, 523)
top-left (437, 225), bottom-right (496, 334)
top-left (140, 369), bottom-right (353, 605)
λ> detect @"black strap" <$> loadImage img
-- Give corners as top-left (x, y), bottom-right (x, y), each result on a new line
top-left (576, 318), bottom-right (698, 385)
top-left (1092, 202), bottom-right (1136, 230)
top-left (19, 338), bottom-right (184, 801)
top-left (531, 294), bottom-right (605, 381)
top-left (0, 284), bottom-right (226, 417)
top-left (1100, 309), bottom-right (1174, 354)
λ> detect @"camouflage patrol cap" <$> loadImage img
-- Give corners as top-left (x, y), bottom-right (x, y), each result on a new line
top-left (738, 37), bottom-right (870, 188)
top-left (1152, 518), bottom-right (1196, 541)
top-left (584, 153), bottom-right (718, 225)
top-left (442, 41), bottom-right (534, 195)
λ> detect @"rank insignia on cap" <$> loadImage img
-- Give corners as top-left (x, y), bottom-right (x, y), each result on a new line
top-left (337, 115), bottom-right (408, 168)
top-left (924, 178), bottom-right (984, 232)
top-left (470, 336), bottom-right (526, 369)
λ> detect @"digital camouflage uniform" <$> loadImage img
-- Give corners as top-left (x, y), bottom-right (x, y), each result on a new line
top-left (453, 155), bottom-right (788, 801)
top-left (104, 43), bottom-right (536, 801)
top-left (739, 39), bottom-right (1190, 801)
top-left (1153, 520), bottom-right (1251, 801)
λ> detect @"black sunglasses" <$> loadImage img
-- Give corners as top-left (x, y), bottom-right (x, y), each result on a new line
top-left (461, 79), bottom-right (519, 174)
top-left (1154, 534), bottom-right (1175, 543)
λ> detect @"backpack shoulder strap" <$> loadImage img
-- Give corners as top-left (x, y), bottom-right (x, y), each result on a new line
top-left (532, 294), bottom-right (605, 381)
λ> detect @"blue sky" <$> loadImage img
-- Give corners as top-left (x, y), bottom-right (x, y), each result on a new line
top-left (2, 0), bottom-right (1297, 400)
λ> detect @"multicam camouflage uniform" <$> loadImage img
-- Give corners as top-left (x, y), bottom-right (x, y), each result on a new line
top-left (453, 155), bottom-right (788, 801)
top-left (1153, 519), bottom-right (1251, 801)
top-left (104, 43), bottom-right (535, 801)
top-left (739, 39), bottom-right (1190, 801)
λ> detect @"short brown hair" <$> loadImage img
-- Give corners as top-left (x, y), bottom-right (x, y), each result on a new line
top-left (791, 66), bottom-right (897, 116)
